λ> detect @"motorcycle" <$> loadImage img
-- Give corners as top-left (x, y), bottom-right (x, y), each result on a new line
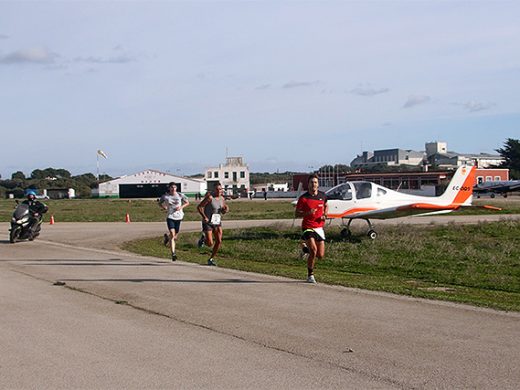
top-left (9, 202), bottom-right (43, 243)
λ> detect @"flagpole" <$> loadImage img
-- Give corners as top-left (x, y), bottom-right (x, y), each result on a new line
top-left (97, 153), bottom-right (100, 182)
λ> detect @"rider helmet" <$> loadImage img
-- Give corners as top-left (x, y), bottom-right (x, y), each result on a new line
top-left (25, 189), bottom-right (37, 199)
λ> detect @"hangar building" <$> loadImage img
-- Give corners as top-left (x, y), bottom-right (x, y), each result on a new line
top-left (93, 169), bottom-right (206, 198)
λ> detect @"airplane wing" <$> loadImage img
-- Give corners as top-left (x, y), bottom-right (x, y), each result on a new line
top-left (499, 182), bottom-right (520, 192)
top-left (329, 203), bottom-right (461, 220)
top-left (330, 201), bottom-right (505, 220)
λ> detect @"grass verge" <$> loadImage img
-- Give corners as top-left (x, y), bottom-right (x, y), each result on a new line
top-left (0, 198), bottom-right (294, 222)
top-left (123, 220), bottom-right (520, 312)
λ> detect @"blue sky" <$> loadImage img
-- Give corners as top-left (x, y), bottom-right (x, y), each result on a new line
top-left (1, 1), bottom-right (519, 178)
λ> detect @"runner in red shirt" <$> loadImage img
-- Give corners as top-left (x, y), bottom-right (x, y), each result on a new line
top-left (295, 174), bottom-right (328, 283)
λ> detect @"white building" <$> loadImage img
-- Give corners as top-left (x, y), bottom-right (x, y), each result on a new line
top-left (425, 141), bottom-right (448, 156)
top-left (205, 157), bottom-right (250, 196)
top-left (42, 188), bottom-right (75, 199)
top-left (93, 169), bottom-right (206, 198)
top-left (426, 141), bottom-right (504, 168)
top-left (351, 148), bottom-right (425, 168)
top-left (252, 183), bottom-right (289, 192)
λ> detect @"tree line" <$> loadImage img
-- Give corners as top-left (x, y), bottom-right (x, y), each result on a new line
top-left (0, 168), bottom-right (112, 199)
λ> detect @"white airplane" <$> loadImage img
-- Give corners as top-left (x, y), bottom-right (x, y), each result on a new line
top-left (323, 165), bottom-right (482, 239)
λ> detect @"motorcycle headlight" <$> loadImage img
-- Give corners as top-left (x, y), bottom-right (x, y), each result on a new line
top-left (18, 216), bottom-right (29, 224)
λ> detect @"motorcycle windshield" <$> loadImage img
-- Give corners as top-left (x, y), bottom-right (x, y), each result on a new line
top-left (13, 203), bottom-right (30, 219)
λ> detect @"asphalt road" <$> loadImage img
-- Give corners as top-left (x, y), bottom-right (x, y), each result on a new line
top-left (1, 216), bottom-right (520, 389)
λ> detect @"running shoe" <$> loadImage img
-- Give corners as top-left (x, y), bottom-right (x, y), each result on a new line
top-left (163, 233), bottom-right (169, 246)
top-left (197, 235), bottom-right (205, 248)
top-left (299, 243), bottom-right (310, 260)
top-left (171, 253), bottom-right (177, 261)
top-left (207, 258), bottom-right (217, 266)
top-left (307, 275), bottom-right (316, 284)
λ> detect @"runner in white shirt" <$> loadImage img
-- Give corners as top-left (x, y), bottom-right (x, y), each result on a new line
top-left (159, 182), bottom-right (189, 261)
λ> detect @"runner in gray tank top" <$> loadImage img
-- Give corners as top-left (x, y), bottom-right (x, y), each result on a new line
top-left (203, 196), bottom-right (225, 224)
top-left (197, 182), bottom-right (229, 266)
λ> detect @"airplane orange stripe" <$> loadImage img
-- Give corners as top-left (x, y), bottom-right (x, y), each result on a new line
top-left (328, 208), bottom-right (378, 218)
top-left (399, 203), bottom-right (458, 211)
top-left (482, 205), bottom-right (502, 211)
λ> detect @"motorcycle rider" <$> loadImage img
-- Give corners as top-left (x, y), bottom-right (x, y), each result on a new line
top-left (22, 189), bottom-right (48, 237)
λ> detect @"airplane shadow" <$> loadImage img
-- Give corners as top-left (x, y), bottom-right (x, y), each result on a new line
top-left (2, 260), bottom-right (303, 284)
top-left (27, 262), bottom-right (168, 266)
top-left (59, 278), bottom-right (301, 284)
top-left (0, 258), bottom-right (161, 264)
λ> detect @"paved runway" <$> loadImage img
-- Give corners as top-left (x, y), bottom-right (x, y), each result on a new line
top-left (1, 217), bottom-right (519, 389)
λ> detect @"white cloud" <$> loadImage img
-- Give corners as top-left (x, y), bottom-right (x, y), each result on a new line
top-left (0, 47), bottom-right (57, 64)
top-left (350, 86), bottom-right (389, 96)
top-left (462, 101), bottom-right (495, 112)
top-left (282, 80), bottom-right (321, 89)
top-left (403, 95), bottom-right (431, 108)
top-left (73, 54), bottom-right (136, 64)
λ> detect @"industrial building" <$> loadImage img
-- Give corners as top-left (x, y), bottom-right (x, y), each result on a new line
top-left (93, 169), bottom-right (206, 198)
top-left (351, 141), bottom-right (504, 169)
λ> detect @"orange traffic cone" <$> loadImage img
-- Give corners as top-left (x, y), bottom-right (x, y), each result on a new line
top-left (49, 215), bottom-right (55, 225)
top-left (125, 213), bottom-right (131, 223)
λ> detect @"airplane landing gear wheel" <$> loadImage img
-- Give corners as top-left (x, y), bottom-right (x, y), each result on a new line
top-left (367, 230), bottom-right (377, 240)
top-left (340, 228), bottom-right (351, 240)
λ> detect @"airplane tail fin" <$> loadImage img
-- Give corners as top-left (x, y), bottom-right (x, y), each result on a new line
top-left (439, 165), bottom-right (475, 206)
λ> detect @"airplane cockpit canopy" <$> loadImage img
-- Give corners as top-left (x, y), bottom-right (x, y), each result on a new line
top-left (353, 182), bottom-right (372, 199)
top-left (326, 182), bottom-right (388, 200)
top-left (326, 183), bottom-right (353, 200)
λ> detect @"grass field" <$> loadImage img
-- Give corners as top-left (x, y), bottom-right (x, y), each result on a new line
top-left (1, 196), bottom-right (519, 222)
top-left (123, 220), bottom-right (520, 312)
